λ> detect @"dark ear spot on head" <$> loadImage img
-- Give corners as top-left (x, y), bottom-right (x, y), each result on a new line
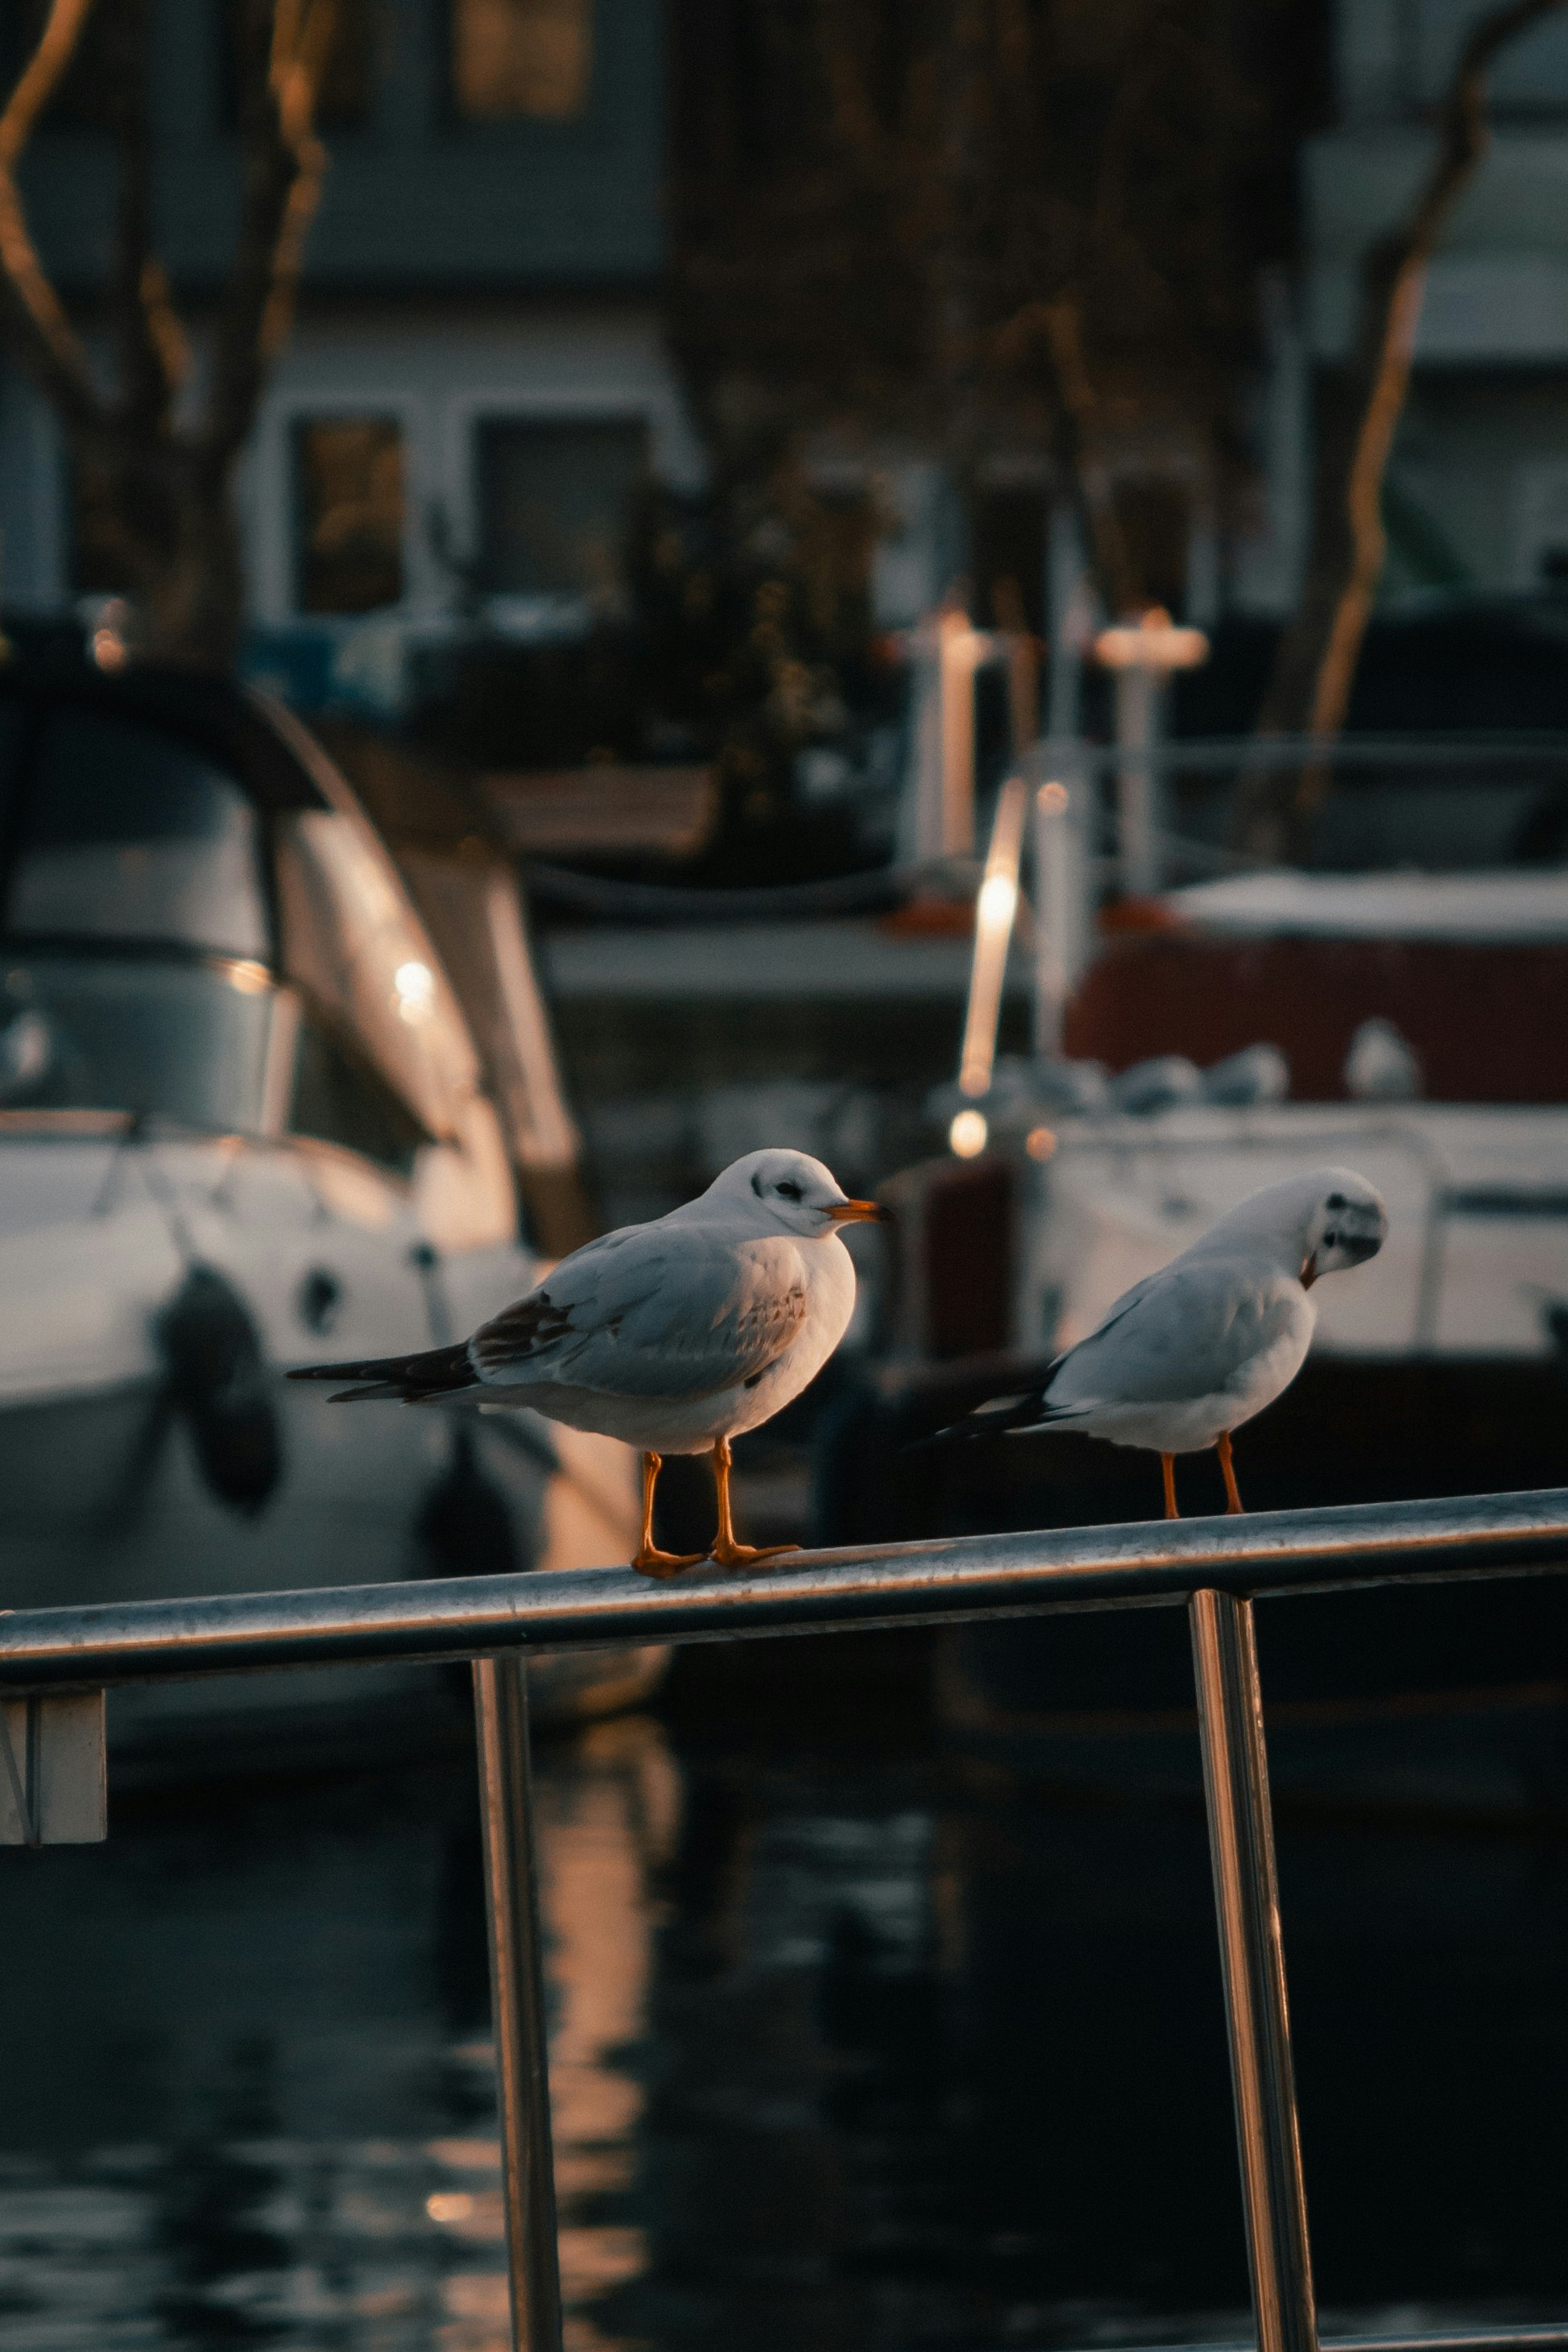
top-left (1326, 1192), bottom-right (1347, 1210)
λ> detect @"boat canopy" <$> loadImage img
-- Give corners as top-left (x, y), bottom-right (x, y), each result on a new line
top-left (1160, 869), bottom-right (1568, 944)
top-left (0, 665), bottom-right (478, 1145)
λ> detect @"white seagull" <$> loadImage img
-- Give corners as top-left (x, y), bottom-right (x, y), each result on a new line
top-left (289, 1149), bottom-right (887, 1576)
top-left (948, 1167), bottom-right (1386, 1517)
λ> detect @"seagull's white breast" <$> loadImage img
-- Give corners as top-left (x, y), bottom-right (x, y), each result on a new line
top-left (480, 1228), bottom-right (858, 1454)
top-left (720, 1230), bottom-right (858, 1439)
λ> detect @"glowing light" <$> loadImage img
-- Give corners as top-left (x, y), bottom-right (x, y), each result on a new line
top-left (976, 872), bottom-right (1018, 933)
top-left (426, 2192), bottom-right (474, 2224)
top-left (958, 773), bottom-right (1030, 1099)
top-left (395, 959), bottom-right (436, 1024)
top-left (1093, 607), bottom-right (1209, 673)
top-left (1038, 781), bottom-right (1069, 814)
top-left (949, 1108), bottom-right (988, 1158)
top-left (1025, 1124), bottom-right (1057, 1161)
top-left (227, 959), bottom-right (271, 996)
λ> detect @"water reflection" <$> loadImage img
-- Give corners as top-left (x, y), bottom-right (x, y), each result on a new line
top-left (2, 1642), bottom-right (1568, 2350)
top-left (423, 1716), bottom-right (677, 2352)
top-left (0, 1711), bottom-right (675, 2352)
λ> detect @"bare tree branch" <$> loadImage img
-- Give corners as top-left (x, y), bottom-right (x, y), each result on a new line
top-left (0, 0), bottom-right (339, 667)
top-left (0, 0), bottom-right (103, 428)
top-left (1310, 0), bottom-right (1568, 741)
top-left (259, 0), bottom-right (335, 352)
top-left (110, 0), bottom-right (189, 435)
top-left (1234, 0), bottom-right (1568, 858)
top-left (203, 0), bottom-right (336, 471)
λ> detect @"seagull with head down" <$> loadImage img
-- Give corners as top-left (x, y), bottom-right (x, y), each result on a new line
top-left (947, 1167), bottom-right (1386, 1516)
top-left (289, 1149), bottom-right (888, 1576)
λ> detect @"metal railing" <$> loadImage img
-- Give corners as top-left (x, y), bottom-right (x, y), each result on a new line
top-left (1016, 727), bottom-right (1568, 1046)
top-left (6, 1486), bottom-right (1568, 2352)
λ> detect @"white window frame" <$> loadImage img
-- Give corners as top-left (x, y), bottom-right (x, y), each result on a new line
top-left (440, 387), bottom-right (689, 590)
top-left (246, 390), bottom-right (431, 626)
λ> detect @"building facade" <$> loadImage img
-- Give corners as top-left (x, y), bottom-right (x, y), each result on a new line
top-left (1299, 0), bottom-right (1568, 598)
top-left (0, 0), bottom-right (702, 652)
top-left (6, 2), bottom-right (1567, 669)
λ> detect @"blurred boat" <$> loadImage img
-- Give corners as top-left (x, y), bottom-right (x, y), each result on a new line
top-left (821, 864), bottom-right (1568, 1804)
top-left (0, 654), bottom-right (660, 1759)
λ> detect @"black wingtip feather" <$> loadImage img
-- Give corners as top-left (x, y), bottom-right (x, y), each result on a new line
top-left (930, 1389), bottom-right (1053, 1443)
top-left (288, 1340), bottom-right (478, 1402)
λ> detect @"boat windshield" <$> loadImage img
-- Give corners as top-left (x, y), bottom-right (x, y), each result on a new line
top-left (0, 954), bottom-right (279, 1133)
top-left (0, 691), bottom-right (467, 1161)
top-left (0, 701), bottom-right (271, 960)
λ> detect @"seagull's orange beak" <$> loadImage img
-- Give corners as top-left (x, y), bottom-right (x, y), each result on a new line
top-left (827, 1198), bottom-right (892, 1225)
top-left (1300, 1253), bottom-right (1318, 1290)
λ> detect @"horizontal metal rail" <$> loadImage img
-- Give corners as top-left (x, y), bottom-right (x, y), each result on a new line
top-left (7, 1485), bottom-right (1568, 2352)
top-left (3, 1487), bottom-right (1566, 1692)
top-left (1144, 2333), bottom-right (1568, 2352)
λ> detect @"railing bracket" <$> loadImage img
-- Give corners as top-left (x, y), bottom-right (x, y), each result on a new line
top-left (1, 1690), bottom-right (108, 1846)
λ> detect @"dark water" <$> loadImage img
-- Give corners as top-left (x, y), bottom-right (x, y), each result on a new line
top-left (4, 1628), bottom-right (1568, 2352)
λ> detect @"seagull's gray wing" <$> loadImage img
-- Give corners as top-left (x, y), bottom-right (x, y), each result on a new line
top-left (1043, 1256), bottom-right (1303, 1415)
top-left (470, 1226), bottom-right (809, 1400)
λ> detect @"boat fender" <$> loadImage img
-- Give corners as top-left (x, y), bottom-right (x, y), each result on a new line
top-left (155, 1264), bottom-right (283, 1517)
top-left (416, 1426), bottom-right (523, 1580)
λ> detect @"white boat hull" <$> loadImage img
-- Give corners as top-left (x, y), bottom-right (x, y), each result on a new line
top-left (0, 1128), bottom-right (659, 1757)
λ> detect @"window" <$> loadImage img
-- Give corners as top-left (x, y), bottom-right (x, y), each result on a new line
top-left (289, 1010), bottom-right (424, 1173)
top-left (2, 707), bottom-right (270, 960)
top-left (474, 416), bottom-right (648, 604)
top-left (274, 804), bottom-right (477, 1149)
top-left (0, 958), bottom-right (278, 1131)
top-left (451, 0), bottom-right (594, 121)
top-left (294, 416), bottom-right (405, 615)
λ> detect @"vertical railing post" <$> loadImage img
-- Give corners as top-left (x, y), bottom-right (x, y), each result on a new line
top-left (472, 1653), bottom-right (565, 2352)
top-left (1189, 1588), bottom-right (1318, 2352)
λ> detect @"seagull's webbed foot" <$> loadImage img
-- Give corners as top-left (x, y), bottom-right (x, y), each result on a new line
top-left (708, 1538), bottom-right (798, 1572)
top-left (632, 1544), bottom-right (706, 1580)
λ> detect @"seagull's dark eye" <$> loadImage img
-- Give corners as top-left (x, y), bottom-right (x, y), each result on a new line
top-left (1323, 1230), bottom-right (1338, 1248)
top-left (776, 1180), bottom-right (804, 1202)
top-left (1326, 1192), bottom-right (1347, 1210)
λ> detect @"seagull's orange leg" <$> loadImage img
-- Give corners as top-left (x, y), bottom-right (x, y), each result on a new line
top-left (1160, 1451), bottom-right (1179, 1520)
top-left (1217, 1430), bottom-right (1243, 1515)
top-left (708, 1435), bottom-right (796, 1570)
top-left (631, 1451), bottom-right (704, 1578)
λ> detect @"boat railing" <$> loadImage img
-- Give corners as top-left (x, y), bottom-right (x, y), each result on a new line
top-left (1039, 728), bottom-right (1568, 772)
top-left (5, 1487), bottom-right (1568, 2352)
